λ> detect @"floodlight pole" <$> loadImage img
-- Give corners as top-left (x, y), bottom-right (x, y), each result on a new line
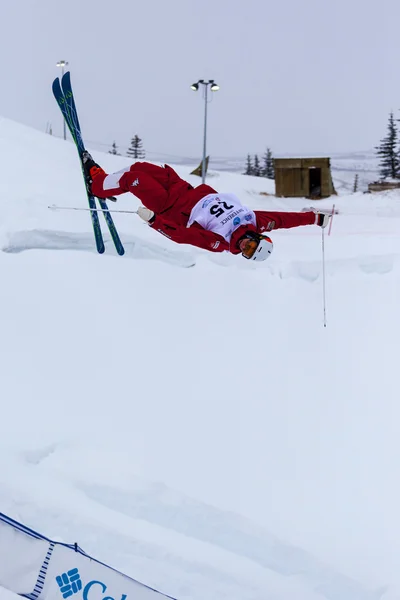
top-left (191, 80), bottom-right (220, 184)
top-left (201, 84), bottom-right (209, 184)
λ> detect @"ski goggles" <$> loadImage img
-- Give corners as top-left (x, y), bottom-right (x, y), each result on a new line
top-left (240, 237), bottom-right (259, 259)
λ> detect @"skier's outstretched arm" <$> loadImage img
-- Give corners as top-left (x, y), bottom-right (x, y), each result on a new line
top-left (255, 210), bottom-right (316, 231)
top-left (138, 208), bottom-right (230, 253)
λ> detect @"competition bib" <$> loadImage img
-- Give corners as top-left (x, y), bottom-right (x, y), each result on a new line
top-left (187, 193), bottom-right (256, 242)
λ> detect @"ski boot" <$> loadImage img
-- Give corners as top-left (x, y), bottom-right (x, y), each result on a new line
top-left (81, 151), bottom-right (116, 202)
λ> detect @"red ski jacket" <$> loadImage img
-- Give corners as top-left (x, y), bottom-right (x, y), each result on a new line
top-left (91, 162), bottom-right (316, 254)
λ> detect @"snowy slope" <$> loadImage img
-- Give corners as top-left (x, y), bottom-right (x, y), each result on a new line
top-left (0, 116), bottom-right (399, 600)
top-left (0, 587), bottom-right (21, 600)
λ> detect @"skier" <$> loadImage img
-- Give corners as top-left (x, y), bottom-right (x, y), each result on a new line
top-left (82, 153), bottom-right (331, 261)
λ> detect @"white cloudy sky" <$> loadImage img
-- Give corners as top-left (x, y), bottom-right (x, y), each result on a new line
top-left (1, 0), bottom-right (400, 160)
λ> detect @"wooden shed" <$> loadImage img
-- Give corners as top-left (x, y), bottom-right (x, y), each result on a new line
top-left (274, 158), bottom-right (336, 199)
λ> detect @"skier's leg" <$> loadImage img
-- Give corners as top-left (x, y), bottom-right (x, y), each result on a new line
top-left (91, 162), bottom-right (196, 213)
top-left (86, 157), bottom-right (193, 213)
top-left (118, 169), bottom-right (170, 212)
top-left (129, 162), bottom-right (170, 189)
top-left (90, 166), bottom-right (131, 197)
top-left (130, 162), bottom-right (196, 202)
top-left (90, 162), bottom-right (170, 212)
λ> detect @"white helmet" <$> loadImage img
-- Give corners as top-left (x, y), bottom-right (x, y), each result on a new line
top-left (251, 235), bottom-right (274, 261)
top-left (239, 231), bottom-right (274, 261)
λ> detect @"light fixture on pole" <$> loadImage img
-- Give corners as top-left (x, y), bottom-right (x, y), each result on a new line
top-left (56, 60), bottom-right (69, 140)
top-left (190, 79), bottom-right (220, 184)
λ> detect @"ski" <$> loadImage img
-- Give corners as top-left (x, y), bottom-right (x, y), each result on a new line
top-left (60, 72), bottom-right (125, 256)
top-left (52, 72), bottom-right (125, 255)
top-left (52, 77), bottom-right (104, 254)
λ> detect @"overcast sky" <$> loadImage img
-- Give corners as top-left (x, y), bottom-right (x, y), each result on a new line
top-left (1, 0), bottom-right (400, 161)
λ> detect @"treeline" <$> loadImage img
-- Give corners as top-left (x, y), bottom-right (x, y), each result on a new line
top-left (375, 112), bottom-right (400, 179)
top-left (109, 134), bottom-right (145, 159)
top-left (244, 148), bottom-right (274, 179)
top-left (107, 137), bottom-right (277, 181)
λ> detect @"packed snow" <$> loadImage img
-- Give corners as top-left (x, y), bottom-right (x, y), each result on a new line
top-left (0, 116), bottom-right (399, 600)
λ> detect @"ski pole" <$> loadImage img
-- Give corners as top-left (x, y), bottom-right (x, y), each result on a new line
top-left (321, 203), bottom-right (336, 326)
top-left (322, 226), bottom-right (327, 328)
top-left (328, 203), bottom-right (335, 236)
top-left (48, 204), bottom-right (138, 215)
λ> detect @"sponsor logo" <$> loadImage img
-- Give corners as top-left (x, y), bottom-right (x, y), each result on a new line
top-left (244, 214), bottom-right (253, 222)
top-left (233, 217), bottom-right (241, 226)
top-left (56, 569), bottom-right (127, 600)
top-left (131, 178), bottom-right (139, 187)
top-left (220, 208), bottom-right (244, 226)
top-left (202, 198), bottom-right (213, 208)
top-left (56, 569), bottom-right (83, 598)
top-left (211, 241), bottom-right (220, 249)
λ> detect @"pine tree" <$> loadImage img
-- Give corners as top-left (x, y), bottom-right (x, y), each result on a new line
top-left (262, 148), bottom-right (275, 179)
top-left (253, 154), bottom-right (261, 177)
top-left (244, 154), bottom-right (254, 175)
top-left (353, 173), bottom-right (359, 193)
top-left (375, 112), bottom-right (400, 180)
top-left (109, 141), bottom-right (120, 155)
top-left (127, 134), bottom-right (145, 159)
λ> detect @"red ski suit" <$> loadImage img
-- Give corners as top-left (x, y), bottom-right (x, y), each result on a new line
top-left (91, 162), bottom-right (316, 254)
